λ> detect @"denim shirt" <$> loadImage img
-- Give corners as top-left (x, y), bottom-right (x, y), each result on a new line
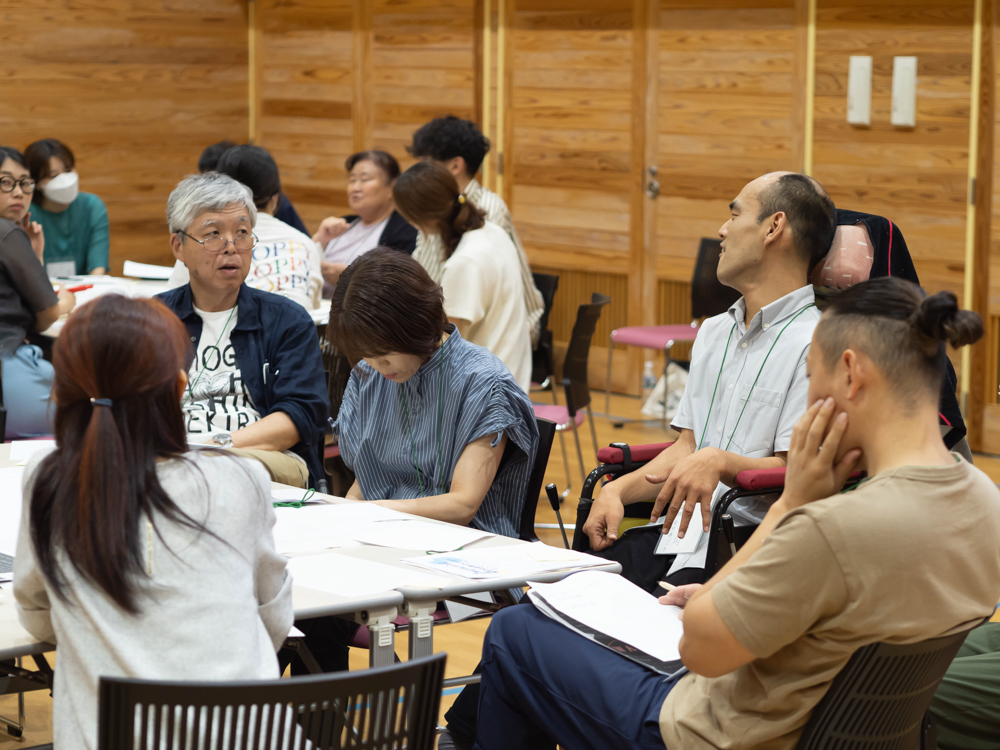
top-left (157, 283), bottom-right (329, 486)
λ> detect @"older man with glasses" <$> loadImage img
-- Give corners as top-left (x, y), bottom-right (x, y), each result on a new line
top-left (157, 172), bottom-right (329, 488)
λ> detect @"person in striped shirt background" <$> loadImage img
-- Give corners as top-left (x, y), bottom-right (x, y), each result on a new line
top-left (407, 116), bottom-right (545, 347)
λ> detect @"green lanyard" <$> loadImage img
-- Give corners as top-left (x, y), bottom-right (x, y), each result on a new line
top-left (698, 303), bottom-right (815, 452)
top-left (399, 340), bottom-right (447, 497)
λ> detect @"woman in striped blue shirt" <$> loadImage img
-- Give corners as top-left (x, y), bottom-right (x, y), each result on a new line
top-left (284, 247), bottom-right (538, 675)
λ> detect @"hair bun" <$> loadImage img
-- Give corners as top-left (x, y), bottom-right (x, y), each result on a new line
top-left (909, 290), bottom-right (984, 349)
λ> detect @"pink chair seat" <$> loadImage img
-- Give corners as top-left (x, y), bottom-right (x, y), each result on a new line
top-left (610, 324), bottom-right (699, 349)
top-left (323, 444), bottom-right (341, 459)
top-left (532, 403), bottom-right (585, 429)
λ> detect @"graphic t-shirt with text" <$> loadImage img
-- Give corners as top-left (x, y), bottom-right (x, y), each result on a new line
top-left (183, 305), bottom-right (261, 437)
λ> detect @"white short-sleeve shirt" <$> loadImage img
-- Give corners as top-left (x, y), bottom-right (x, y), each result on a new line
top-left (441, 221), bottom-right (532, 391)
top-left (664, 284), bottom-right (820, 572)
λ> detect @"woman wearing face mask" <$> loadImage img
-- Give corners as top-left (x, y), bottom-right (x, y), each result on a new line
top-left (0, 146), bottom-right (76, 438)
top-left (24, 139), bottom-right (110, 276)
top-left (312, 150), bottom-right (417, 296)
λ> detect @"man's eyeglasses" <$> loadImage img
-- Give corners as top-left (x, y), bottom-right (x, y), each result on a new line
top-left (177, 230), bottom-right (258, 253)
top-left (0, 177), bottom-right (36, 194)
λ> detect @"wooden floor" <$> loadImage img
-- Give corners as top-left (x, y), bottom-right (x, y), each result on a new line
top-left (3, 392), bottom-right (999, 748)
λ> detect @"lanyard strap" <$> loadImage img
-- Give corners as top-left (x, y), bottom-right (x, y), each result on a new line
top-left (182, 304), bottom-right (237, 408)
top-left (399, 340), bottom-right (447, 497)
top-left (699, 303), bottom-right (816, 452)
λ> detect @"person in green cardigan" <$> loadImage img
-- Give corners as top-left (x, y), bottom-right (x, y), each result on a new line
top-left (24, 139), bottom-right (109, 276)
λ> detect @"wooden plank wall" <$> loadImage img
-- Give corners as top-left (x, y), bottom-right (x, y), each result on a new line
top-left (0, 0), bottom-right (249, 273)
top-left (256, 0), bottom-right (476, 236)
top-left (812, 0), bottom-right (974, 302)
top-left (655, 0), bottom-right (802, 282)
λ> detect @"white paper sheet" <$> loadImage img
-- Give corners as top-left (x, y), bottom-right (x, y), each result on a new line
top-left (122, 260), bottom-right (174, 280)
top-left (287, 553), bottom-right (449, 598)
top-left (402, 541), bottom-right (607, 580)
top-left (654, 512), bottom-right (704, 556)
top-left (528, 571), bottom-right (684, 663)
top-left (271, 502), bottom-right (409, 554)
top-left (0, 466), bottom-right (26, 556)
top-left (8, 440), bottom-right (56, 463)
top-left (271, 488), bottom-right (326, 505)
top-left (350, 519), bottom-right (493, 552)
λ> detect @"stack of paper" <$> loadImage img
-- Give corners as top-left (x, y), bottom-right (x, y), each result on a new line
top-left (402, 541), bottom-right (607, 580)
top-left (122, 260), bottom-right (174, 280)
top-left (8, 440), bottom-right (56, 464)
top-left (528, 570), bottom-right (687, 676)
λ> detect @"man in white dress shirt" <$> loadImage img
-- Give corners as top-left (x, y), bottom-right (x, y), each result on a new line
top-left (583, 171), bottom-right (837, 582)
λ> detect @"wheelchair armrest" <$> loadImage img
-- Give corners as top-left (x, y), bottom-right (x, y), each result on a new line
top-left (733, 467), bottom-right (864, 492)
top-left (596, 442), bottom-right (675, 466)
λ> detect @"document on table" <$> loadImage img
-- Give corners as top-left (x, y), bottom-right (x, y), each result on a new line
top-left (287, 553), bottom-right (450, 598)
top-left (8, 440), bottom-right (56, 463)
top-left (271, 502), bottom-right (410, 554)
top-left (402, 541), bottom-right (608, 580)
top-left (0, 466), bottom-right (26, 556)
top-left (122, 260), bottom-right (174, 280)
top-left (528, 570), bottom-right (687, 676)
top-left (349, 519), bottom-right (493, 552)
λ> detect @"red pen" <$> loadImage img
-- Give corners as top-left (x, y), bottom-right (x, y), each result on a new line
top-left (66, 284), bottom-right (93, 293)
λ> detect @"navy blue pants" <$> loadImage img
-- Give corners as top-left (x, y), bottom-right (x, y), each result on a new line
top-left (474, 603), bottom-right (678, 750)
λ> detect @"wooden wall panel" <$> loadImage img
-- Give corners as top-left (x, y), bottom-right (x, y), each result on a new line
top-left (655, 0), bottom-right (800, 281)
top-left (0, 0), bottom-right (249, 273)
top-left (256, 0), bottom-right (354, 234)
top-left (812, 0), bottom-right (974, 303)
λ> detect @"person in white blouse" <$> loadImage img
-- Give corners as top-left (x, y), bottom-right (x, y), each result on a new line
top-left (166, 145), bottom-right (323, 311)
top-left (312, 150), bottom-right (418, 295)
top-left (392, 161), bottom-right (532, 391)
top-left (14, 293), bottom-right (292, 750)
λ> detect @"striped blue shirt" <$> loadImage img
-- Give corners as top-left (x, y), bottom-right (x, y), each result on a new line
top-left (334, 330), bottom-right (539, 539)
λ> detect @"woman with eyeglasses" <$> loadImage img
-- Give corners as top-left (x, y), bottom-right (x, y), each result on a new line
top-left (24, 139), bottom-right (109, 276)
top-left (0, 146), bottom-right (75, 438)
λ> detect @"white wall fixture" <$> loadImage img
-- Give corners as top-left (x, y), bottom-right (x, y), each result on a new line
top-left (891, 56), bottom-right (918, 127)
top-left (847, 55), bottom-right (873, 126)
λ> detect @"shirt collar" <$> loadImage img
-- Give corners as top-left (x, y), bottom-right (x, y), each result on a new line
top-left (463, 178), bottom-right (483, 201)
top-left (179, 283), bottom-right (260, 330)
top-left (728, 284), bottom-right (816, 333)
top-left (408, 328), bottom-right (462, 392)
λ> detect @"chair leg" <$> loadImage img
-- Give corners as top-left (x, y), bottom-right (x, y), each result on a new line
top-left (605, 332), bottom-right (614, 418)
top-left (570, 418), bottom-right (587, 486)
top-left (557, 429), bottom-right (572, 499)
top-left (587, 406), bottom-right (600, 464)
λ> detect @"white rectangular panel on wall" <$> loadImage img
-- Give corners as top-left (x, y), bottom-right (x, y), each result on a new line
top-left (891, 56), bottom-right (918, 127)
top-left (847, 55), bottom-right (872, 126)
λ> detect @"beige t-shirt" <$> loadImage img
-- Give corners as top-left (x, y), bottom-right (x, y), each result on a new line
top-left (660, 456), bottom-right (1000, 749)
top-left (441, 221), bottom-right (532, 391)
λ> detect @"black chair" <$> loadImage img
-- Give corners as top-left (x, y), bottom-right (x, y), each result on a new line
top-left (691, 237), bottom-right (741, 320)
top-left (530, 272), bottom-right (560, 399)
top-left (518, 417), bottom-right (557, 542)
top-left (533, 293), bottom-right (611, 496)
top-left (98, 654), bottom-right (447, 750)
top-left (0, 358), bottom-right (6, 440)
top-left (796, 623), bottom-right (985, 749)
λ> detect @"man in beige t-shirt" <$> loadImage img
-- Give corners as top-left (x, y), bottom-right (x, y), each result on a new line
top-left (472, 278), bottom-right (1000, 750)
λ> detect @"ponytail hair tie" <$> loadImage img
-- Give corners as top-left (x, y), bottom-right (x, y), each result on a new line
top-left (90, 397), bottom-right (113, 408)
top-left (456, 194), bottom-right (466, 205)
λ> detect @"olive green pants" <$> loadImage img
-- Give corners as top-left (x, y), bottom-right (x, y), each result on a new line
top-left (929, 622), bottom-right (1000, 750)
top-left (227, 448), bottom-right (309, 489)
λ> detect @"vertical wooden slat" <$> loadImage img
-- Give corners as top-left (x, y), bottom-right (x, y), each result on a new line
top-left (969, 0), bottom-right (996, 449)
top-left (352, 0), bottom-right (373, 151)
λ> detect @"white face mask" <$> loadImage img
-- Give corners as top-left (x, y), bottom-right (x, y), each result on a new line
top-left (43, 171), bottom-right (79, 205)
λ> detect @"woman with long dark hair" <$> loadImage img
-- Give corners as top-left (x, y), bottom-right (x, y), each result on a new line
top-left (13, 294), bottom-right (292, 750)
top-left (393, 161), bottom-right (532, 390)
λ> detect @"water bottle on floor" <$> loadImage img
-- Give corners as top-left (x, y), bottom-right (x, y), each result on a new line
top-left (642, 360), bottom-right (656, 402)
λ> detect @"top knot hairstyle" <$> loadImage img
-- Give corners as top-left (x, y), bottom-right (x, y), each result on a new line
top-left (815, 277), bottom-right (983, 399)
top-left (392, 161), bottom-right (485, 258)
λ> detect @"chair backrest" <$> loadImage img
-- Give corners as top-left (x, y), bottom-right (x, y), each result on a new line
top-left (519, 417), bottom-right (557, 541)
top-left (562, 293), bottom-right (611, 414)
top-left (691, 238), bottom-right (741, 320)
top-left (98, 653), bottom-right (447, 750)
top-left (809, 222), bottom-right (874, 289)
top-left (795, 625), bottom-right (981, 750)
top-left (531, 272), bottom-right (560, 385)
